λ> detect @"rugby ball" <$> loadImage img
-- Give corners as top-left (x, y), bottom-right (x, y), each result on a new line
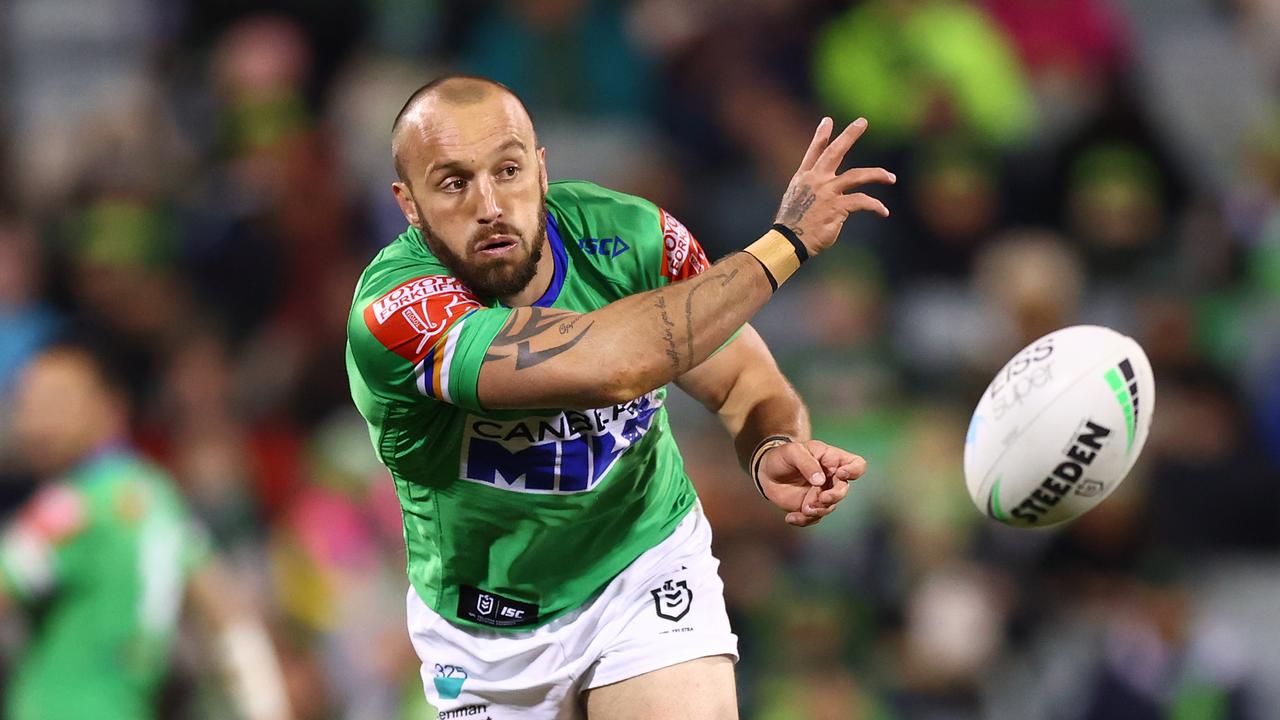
top-left (964, 325), bottom-right (1155, 528)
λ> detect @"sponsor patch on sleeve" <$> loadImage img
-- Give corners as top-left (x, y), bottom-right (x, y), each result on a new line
top-left (363, 275), bottom-right (484, 402)
top-left (1, 485), bottom-right (85, 599)
top-left (22, 485), bottom-right (87, 544)
top-left (659, 208), bottom-right (709, 282)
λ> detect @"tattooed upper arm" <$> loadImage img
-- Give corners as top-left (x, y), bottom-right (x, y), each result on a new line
top-left (483, 307), bottom-right (595, 371)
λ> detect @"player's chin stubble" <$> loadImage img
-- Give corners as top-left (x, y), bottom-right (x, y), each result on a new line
top-left (420, 200), bottom-right (547, 301)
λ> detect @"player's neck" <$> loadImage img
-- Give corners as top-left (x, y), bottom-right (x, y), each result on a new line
top-left (498, 235), bottom-right (556, 307)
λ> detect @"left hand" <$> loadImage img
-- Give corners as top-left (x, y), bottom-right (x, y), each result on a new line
top-left (756, 440), bottom-right (866, 526)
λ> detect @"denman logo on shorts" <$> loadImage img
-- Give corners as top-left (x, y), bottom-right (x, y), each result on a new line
top-left (459, 392), bottom-right (661, 493)
top-left (433, 664), bottom-right (468, 700)
top-left (439, 705), bottom-right (489, 719)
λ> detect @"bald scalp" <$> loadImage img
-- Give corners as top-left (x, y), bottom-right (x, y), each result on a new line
top-left (391, 75), bottom-right (532, 182)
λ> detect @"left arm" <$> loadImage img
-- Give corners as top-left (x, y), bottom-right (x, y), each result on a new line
top-left (675, 324), bottom-right (866, 526)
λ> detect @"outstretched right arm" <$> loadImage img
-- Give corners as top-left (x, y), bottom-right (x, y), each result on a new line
top-left (476, 117), bottom-right (893, 409)
top-left (188, 560), bottom-right (293, 720)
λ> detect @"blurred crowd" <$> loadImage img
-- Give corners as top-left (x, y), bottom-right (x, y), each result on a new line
top-left (2, 0), bottom-right (1279, 718)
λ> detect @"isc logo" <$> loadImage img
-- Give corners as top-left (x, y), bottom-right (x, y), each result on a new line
top-left (459, 392), bottom-right (660, 493)
top-left (578, 236), bottom-right (630, 258)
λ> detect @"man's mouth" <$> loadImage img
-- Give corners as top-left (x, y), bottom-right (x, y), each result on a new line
top-left (475, 234), bottom-right (519, 256)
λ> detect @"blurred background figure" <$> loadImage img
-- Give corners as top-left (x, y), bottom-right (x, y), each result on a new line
top-left (1, 0), bottom-right (1278, 717)
top-left (0, 344), bottom-right (292, 720)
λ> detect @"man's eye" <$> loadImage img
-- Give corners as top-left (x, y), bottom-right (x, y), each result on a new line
top-left (445, 179), bottom-right (467, 192)
top-left (501, 166), bottom-right (519, 178)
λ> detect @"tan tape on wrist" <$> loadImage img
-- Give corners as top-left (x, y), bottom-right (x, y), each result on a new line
top-left (744, 230), bottom-right (803, 288)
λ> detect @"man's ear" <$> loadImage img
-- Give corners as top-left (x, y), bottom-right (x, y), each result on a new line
top-left (392, 182), bottom-right (422, 228)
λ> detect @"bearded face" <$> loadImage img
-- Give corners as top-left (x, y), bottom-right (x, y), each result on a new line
top-left (420, 195), bottom-right (547, 300)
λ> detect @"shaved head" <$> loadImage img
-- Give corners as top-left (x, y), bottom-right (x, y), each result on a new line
top-left (388, 74), bottom-right (551, 304)
top-left (392, 75), bottom-right (533, 182)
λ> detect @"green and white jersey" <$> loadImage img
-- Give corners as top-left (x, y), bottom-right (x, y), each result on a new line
top-left (346, 180), bottom-right (713, 630)
top-left (0, 448), bottom-right (210, 720)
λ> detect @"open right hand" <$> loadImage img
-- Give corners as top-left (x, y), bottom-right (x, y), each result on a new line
top-left (774, 117), bottom-right (896, 257)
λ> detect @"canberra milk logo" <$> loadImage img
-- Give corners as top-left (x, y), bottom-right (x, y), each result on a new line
top-left (433, 664), bottom-right (468, 700)
top-left (459, 391), bottom-right (661, 493)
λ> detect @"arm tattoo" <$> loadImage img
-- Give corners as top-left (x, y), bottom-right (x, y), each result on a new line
top-left (654, 295), bottom-right (680, 371)
top-left (682, 268), bottom-right (740, 371)
top-left (775, 184), bottom-right (816, 235)
top-left (484, 308), bottom-right (594, 370)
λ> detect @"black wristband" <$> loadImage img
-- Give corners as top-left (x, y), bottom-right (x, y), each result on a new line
top-left (751, 434), bottom-right (793, 498)
top-left (770, 223), bottom-right (809, 263)
top-left (740, 251), bottom-right (778, 292)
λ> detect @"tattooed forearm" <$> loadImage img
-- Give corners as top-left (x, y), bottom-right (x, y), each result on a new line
top-left (654, 295), bottom-right (680, 371)
top-left (682, 268), bottom-right (740, 371)
top-left (774, 184), bottom-right (816, 235)
top-left (485, 307), bottom-right (595, 370)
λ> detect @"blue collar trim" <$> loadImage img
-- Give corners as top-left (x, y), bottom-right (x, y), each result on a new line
top-left (531, 210), bottom-right (567, 308)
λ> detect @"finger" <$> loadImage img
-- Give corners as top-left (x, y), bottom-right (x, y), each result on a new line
top-left (801, 484), bottom-right (823, 515)
top-left (833, 167), bottom-right (896, 192)
top-left (802, 441), bottom-right (868, 482)
top-left (833, 456), bottom-right (867, 482)
top-left (787, 500), bottom-right (835, 525)
top-left (815, 117), bottom-right (868, 173)
top-left (805, 477), bottom-right (841, 509)
top-left (784, 443), bottom-right (828, 488)
top-left (840, 192), bottom-right (889, 217)
top-left (818, 479), bottom-right (850, 506)
top-left (804, 440), bottom-right (852, 472)
top-left (785, 510), bottom-right (824, 527)
top-left (798, 117), bottom-right (834, 173)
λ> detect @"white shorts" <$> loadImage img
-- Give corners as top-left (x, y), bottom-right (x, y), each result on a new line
top-left (406, 503), bottom-right (739, 719)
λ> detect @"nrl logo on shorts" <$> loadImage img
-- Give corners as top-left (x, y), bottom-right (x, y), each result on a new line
top-left (650, 579), bottom-right (693, 622)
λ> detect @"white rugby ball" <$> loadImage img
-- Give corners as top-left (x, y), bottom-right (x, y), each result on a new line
top-left (964, 325), bottom-right (1155, 528)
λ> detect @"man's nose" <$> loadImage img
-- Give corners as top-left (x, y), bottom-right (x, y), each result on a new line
top-left (474, 177), bottom-right (502, 224)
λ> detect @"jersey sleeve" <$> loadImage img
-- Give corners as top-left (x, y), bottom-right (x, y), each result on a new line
top-left (650, 208), bottom-right (743, 352)
top-left (0, 485), bottom-right (87, 602)
top-left (348, 270), bottom-right (514, 412)
top-left (653, 207), bottom-right (711, 285)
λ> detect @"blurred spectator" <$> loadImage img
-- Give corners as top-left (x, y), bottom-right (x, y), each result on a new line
top-left (891, 565), bottom-right (1008, 719)
top-left (0, 344), bottom-right (292, 720)
top-left (269, 412), bottom-right (416, 719)
top-left (973, 229), bottom-right (1086, 359)
top-left (812, 0), bottom-right (1036, 149)
top-left (1051, 556), bottom-right (1261, 720)
top-left (983, 0), bottom-right (1130, 138)
top-left (1065, 141), bottom-right (1167, 277)
top-left (459, 0), bottom-right (655, 121)
top-left (890, 139), bottom-right (1006, 281)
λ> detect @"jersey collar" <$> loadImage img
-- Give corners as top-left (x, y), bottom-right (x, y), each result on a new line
top-left (527, 210), bottom-right (567, 308)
